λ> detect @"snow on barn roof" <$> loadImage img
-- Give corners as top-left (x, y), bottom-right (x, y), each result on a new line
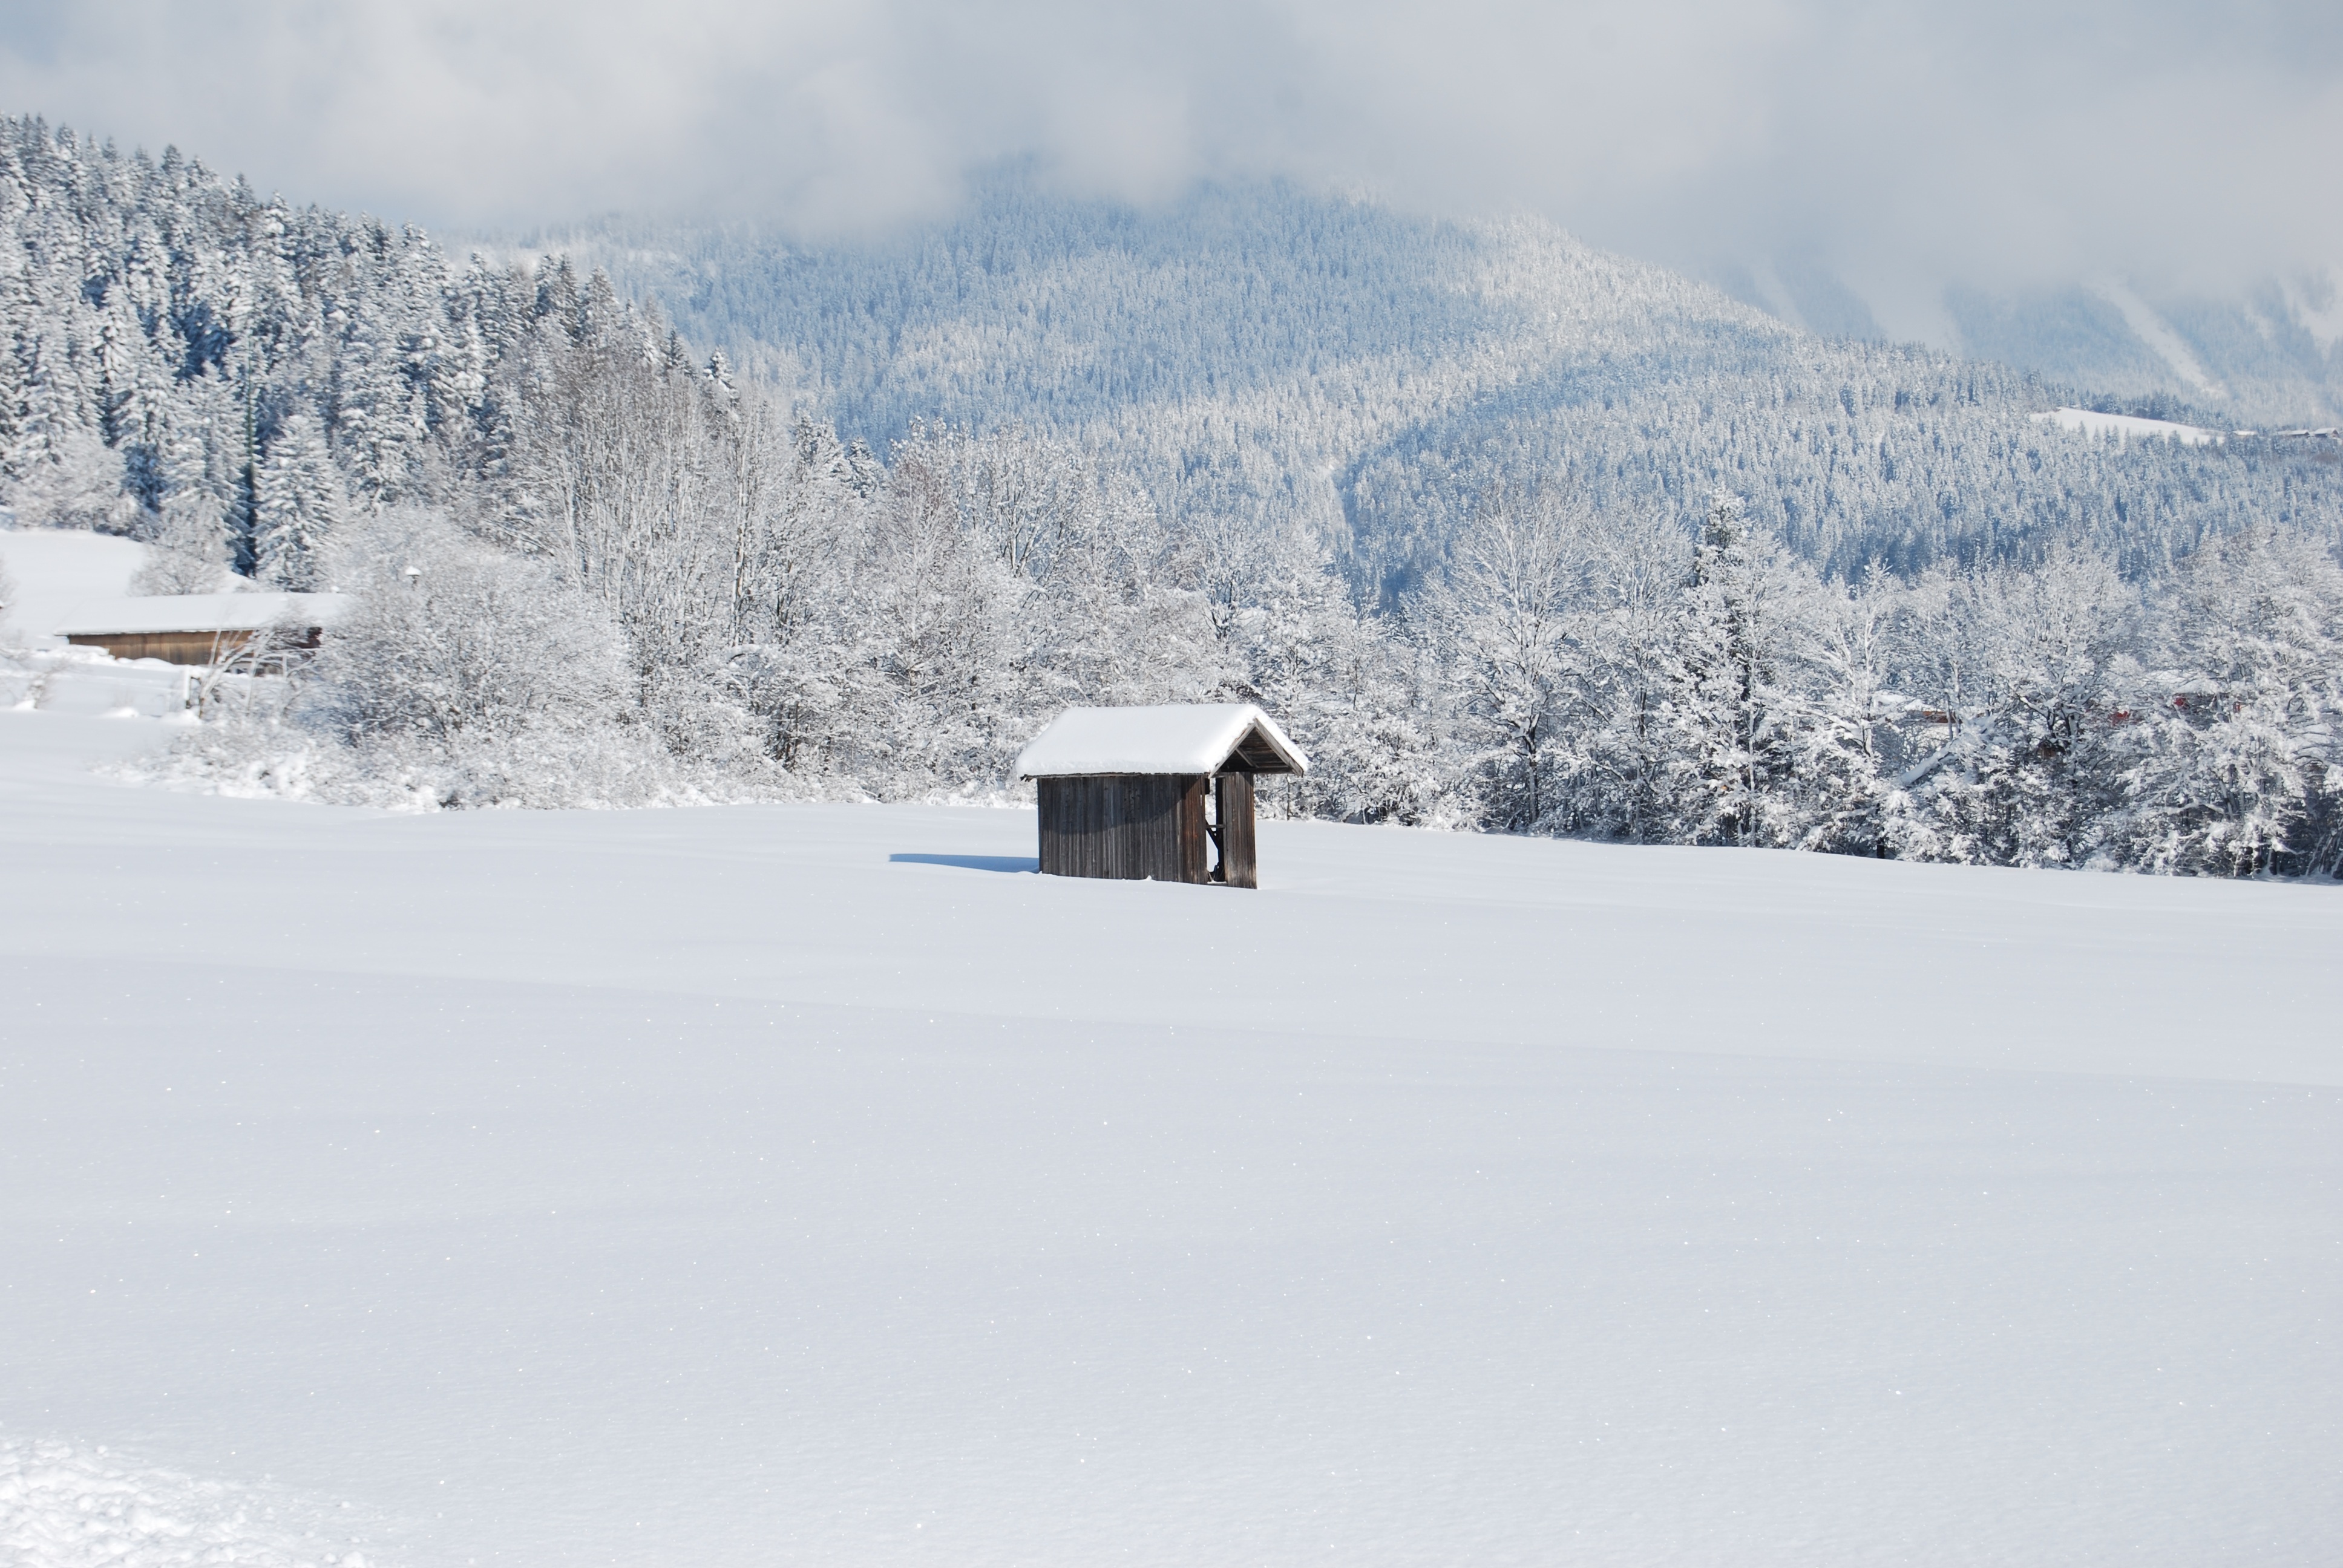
top-left (1016, 703), bottom-right (1309, 779)
top-left (51, 592), bottom-right (353, 637)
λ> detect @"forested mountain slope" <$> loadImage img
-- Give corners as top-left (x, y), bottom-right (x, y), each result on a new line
top-left (1935, 274), bottom-right (2343, 428)
top-left (6, 116), bottom-right (2341, 874)
top-left (0, 116), bottom-right (551, 570)
top-left (511, 180), bottom-right (2343, 596)
top-left (1698, 258), bottom-right (2343, 431)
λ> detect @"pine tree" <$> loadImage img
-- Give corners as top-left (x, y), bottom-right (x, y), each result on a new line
top-left (1662, 492), bottom-right (1818, 846)
top-left (253, 412), bottom-right (342, 589)
top-left (330, 287), bottom-right (424, 506)
top-left (1793, 566), bottom-right (1895, 855)
top-left (1544, 505), bottom-right (1688, 841)
top-left (2109, 530), bottom-right (2343, 875)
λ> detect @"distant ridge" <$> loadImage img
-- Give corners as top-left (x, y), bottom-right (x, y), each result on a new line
top-left (477, 179), bottom-right (2342, 594)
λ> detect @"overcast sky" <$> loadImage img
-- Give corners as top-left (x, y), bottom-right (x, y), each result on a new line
top-left (2, 0), bottom-right (2335, 330)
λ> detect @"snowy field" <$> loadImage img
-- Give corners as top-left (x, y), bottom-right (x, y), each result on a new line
top-left (3, 642), bottom-right (2341, 1564)
top-left (2030, 406), bottom-right (2224, 445)
top-left (0, 526), bottom-right (150, 649)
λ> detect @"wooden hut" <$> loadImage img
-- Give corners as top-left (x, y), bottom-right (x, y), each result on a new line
top-left (52, 592), bottom-right (350, 666)
top-left (1015, 704), bottom-right (1308, 888)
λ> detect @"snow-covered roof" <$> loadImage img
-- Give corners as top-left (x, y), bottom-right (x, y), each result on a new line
top-left (52, 592), bottom-right (353, 637)
top-left (1015, 704), bottom-right (1309, 778)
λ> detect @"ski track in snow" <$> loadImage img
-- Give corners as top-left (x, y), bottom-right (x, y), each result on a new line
top-left (2, 648), bottom-right (2340, 1566)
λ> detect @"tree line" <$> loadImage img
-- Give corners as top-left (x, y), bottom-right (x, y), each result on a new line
top-left (5, 116), bottom-right (2339, 874)
top-left (1406, 489), bottom-right (2343, 875)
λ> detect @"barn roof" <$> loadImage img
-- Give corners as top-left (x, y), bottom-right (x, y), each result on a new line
top-left (52, 592), bottom-right (353, 637)
top-left (1016, 703), bottom-right (1309, 779)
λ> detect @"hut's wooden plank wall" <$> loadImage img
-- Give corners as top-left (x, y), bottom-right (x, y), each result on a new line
top-left (1037, 774), bottom-right (1211, 883)
top-left (65, 627), bottom-right (326, 666)
top-left (1213, 773), bottom-right (1257, 888)
top-left (67, 630), bottom-right (252, 665)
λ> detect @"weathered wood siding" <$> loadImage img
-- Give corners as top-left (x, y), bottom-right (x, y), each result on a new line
top-left (65, 626), bottom-right (326, 666)
top-left (1037, 774), bottom-right (1211, 883)
top-left (1214, 772), bottom-right (1258, 888)
top-left (68, 629), bottom-right (251, 665)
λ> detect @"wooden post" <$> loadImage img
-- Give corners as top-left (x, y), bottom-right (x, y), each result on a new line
top-left (1176, 774), bottom-right (1212, 884)
top-left (1214, 773), bottom-right (1257, 889)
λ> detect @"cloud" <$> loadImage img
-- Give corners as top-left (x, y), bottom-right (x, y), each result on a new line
top-left (2, 0), bottom-right (2336, 298)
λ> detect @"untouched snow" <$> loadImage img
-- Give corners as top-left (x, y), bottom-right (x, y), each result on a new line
top-left (2031, 405), bottom-right (2221, 445)
top-left (1014, 702), bottom-right (1308, 777)
top-left (0, 529), bottom-right (151, 648)
top-left (2, 647), bottom-right (197, 721)
top-left (2, 700), bottom-right (2339, 1566)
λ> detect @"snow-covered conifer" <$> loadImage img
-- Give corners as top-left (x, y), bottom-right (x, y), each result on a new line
top-left (1889, 547), bottom-right (2136, 866)
top-left (1542, 505), bottom-right (1689, 841)
top-left (2106, 530), bottom-right (2343, 875)
top-left (1659, 492), bottom-right (1821, 847)
top-left (253, 413), bottom-right (342, 588)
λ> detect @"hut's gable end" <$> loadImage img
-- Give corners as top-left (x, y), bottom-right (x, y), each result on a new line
top-left (1225, 725), bottom-right (1295, 774)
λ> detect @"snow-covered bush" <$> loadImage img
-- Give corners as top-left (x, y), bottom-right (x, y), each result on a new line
top-left (307, 512), bottom-right (632, 748)
top-left (124, 715), bottom-right (776, 811)
top-left (128, 493), bottom-right (235, 595)
top-left (4, 422), bottom-right (139, 532)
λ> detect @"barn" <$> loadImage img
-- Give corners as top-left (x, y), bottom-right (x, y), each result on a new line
top-left (1014, 704), bottom-right (1308, 888)
top-left (51, 592), bottom-right (350, 666)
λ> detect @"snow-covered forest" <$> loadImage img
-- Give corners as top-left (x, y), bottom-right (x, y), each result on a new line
top-left (526, 182), bottom-right (2343, 589)
top-left (7, 117), bottom-right (2342, 874)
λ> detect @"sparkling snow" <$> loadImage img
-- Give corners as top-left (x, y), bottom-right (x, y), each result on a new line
top-left (2, 662), bottom-right (2338, 1565)
top-left (0, 1437), bottom-right (400, 1568)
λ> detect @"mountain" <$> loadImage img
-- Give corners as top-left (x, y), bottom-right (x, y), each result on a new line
top-left (1703, 258), bottom-right (2343, 430)
top-left (492, 180), bottom-right (2343, 598)
top-left (3, 110), bottom-right (2332, 608)
top-left (1942, 273), bottom-right (2343, 428)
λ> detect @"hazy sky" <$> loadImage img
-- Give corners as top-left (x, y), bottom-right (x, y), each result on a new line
top-left (2, 0), bottom-right (2335, 328)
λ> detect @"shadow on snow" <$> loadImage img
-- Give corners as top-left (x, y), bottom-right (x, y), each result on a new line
top-left (888, 853), bottom-right (1039, 875)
